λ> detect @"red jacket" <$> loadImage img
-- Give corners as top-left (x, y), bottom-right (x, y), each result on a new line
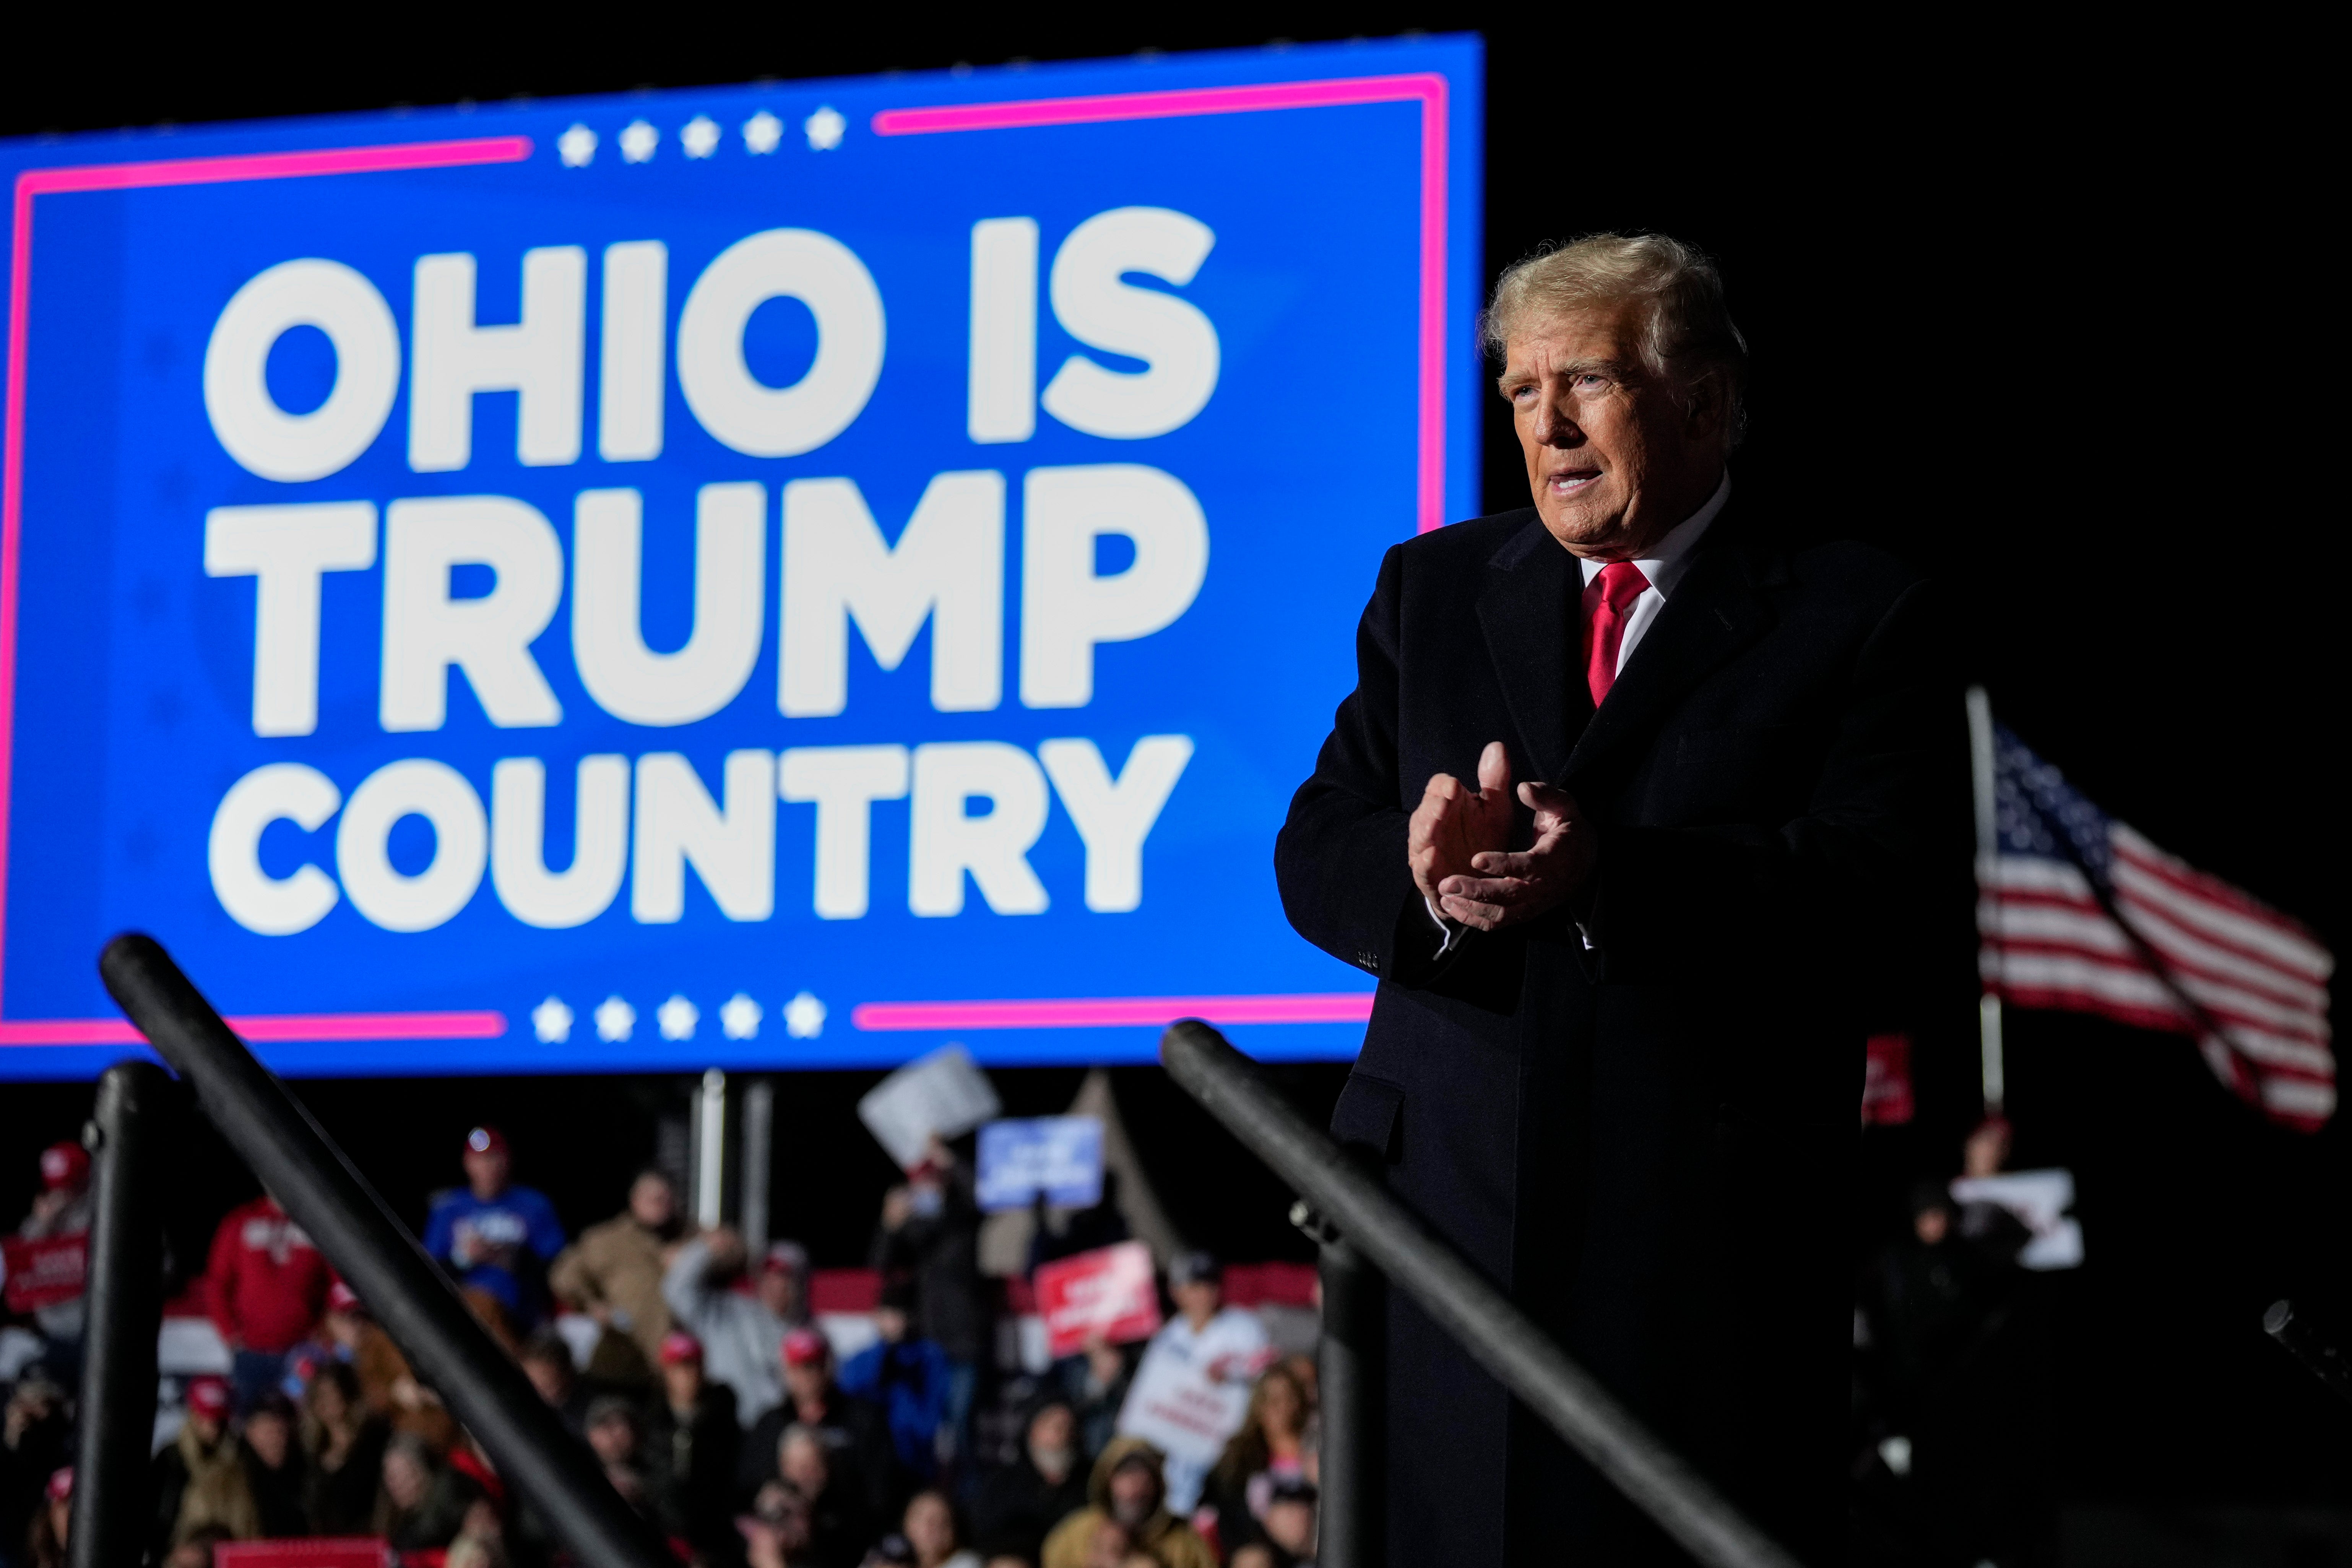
top-left (206, 1197), bottom-right (330, 1354)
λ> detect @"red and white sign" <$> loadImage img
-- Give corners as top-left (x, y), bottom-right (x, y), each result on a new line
top-left (1033, 1241), bottom-right (1161, 1359)
top-left (1861, 1033), bottom-right (1915, 1127)
top-left (2, 1233), bottom-right (87, 1313)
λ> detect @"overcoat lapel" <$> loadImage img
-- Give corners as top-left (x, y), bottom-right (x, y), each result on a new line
top-left (1474, 518), bottom-right (1581, 783)
top-left (1562, 524), bottom-right (1779, 795)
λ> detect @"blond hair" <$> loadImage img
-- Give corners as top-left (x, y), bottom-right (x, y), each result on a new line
top-left (1481, 232), bottom-right (1748, 442)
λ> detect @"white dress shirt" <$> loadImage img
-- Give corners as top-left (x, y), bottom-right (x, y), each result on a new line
top-left (1424, 471), bottom-right (1731, 954)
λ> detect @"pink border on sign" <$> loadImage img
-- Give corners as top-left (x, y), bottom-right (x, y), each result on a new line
top-left (873, 73), bottom-right (1452, 539)
top-left (0, 1011), bottom-right (509, 1046)
top-left (0, 135), bottom-right (530, 1043)
top-left (853, 993), bottom-right (1375, 1031)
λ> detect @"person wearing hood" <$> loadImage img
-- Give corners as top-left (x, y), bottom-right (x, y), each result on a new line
top-left (551, 1168), bottom-right (687, 1368)
top-left (664, 1225), bottom-right (809, 1429)
top-left (151, 1376), bottom-right (258, 1555)
top-left (971, 1396), bottom-right (1089, 1565)
top-left (1037, 1438), bottom-right (1215, 1568)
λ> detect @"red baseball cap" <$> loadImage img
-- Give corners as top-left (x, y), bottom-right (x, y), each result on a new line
top-left (44, 1467), bottom-right (71, 1503)
top-left (187, 1376), bottom-right (232, 1419)
top-left (659, 1331), bottom-right (703, 1366)
top-left (781, 1328), bottom-right (828, 1367)
top-left (38, 1142), bottom-right (88, 1190)
top-left (761, 1241), bottom-right (808, 1276)
top-left (327, 1281), bottom-right (362, 1315)
top-left (464, 1126), bottom-right (508, 1156)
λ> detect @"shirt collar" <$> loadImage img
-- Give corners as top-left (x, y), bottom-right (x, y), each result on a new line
top-left (1578, 470), bottom-right (1732, 593)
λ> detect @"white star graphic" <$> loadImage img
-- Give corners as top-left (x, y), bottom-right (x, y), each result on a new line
top-left (783, 991), bottom-right (827, 1039)
top-left (557, 124), bottom-right (597, 168)
top-left (657, 994), bottom-right (699, 1041)
top-left (804, 107), bottom-right (846, 151)
top-left (619, 119), bottom-right (658, 163)
top-left (532, 996), bottom-right (573, 1044)
top-left (720, 993), bottom-right (762, 1040)
top-left (742, 110), bottom-right (783, 155)
top-left (594, 995), bottom-right (636, 1042)
top-left (681, 116), bottom-right (720, 159)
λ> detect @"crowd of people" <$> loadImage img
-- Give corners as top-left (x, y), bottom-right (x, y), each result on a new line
top-left (1, 1123), bottom-right (1321, 1568)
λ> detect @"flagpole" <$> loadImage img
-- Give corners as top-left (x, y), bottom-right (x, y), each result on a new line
top-left (1966, 685), bottom-right (2005, 1116)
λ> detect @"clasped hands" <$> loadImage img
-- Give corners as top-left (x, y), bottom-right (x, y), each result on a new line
top-left (1409, 741), bottom-right (1596, 933)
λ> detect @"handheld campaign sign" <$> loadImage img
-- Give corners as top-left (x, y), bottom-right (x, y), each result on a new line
top-left (976, 1115), bottom-right (1104, 1212)
top-left (856, 1044), bottom-right (1002, 1168)
top-left (1033, 1239), bottom-right (1160, 1358)
top-left (0, 37), bottom-right (1482, 1077)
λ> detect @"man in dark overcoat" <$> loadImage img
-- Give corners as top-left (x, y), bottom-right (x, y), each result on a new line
top-left (1275, 232), bottom-right (1949, 1564)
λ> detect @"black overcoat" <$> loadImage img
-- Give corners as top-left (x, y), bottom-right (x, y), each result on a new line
top-left (1274, 497), bottom-right (1948, 1564)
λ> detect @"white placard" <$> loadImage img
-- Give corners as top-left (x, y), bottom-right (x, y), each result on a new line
top-left (1951, 1167), bottom-right (2084, 1271)
top-left (1116, 1307), bottom-right (1272, 1511)
top-left (857, 1044), bottom-right (1003, 1169)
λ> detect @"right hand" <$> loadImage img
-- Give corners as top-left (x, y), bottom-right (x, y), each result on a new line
top-left (703, 1225), bottom-right (746, 1272)
top-left (1408, 741), bottom-right (1519, 917)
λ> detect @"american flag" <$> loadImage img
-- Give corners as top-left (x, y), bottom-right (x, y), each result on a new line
top-left (1977, 723), bottom-right (2337, 1130)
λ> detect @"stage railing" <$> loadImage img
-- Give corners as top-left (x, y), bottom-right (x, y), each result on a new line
top-left (76, 934), bottom-right (671, 1568)
top-left (1160, 1019), bottom-right (1806, 1568)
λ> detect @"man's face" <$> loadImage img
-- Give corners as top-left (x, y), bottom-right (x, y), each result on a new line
top-left (382, 1450), bottom-right (429, 1510)
top-left (1173, 1280), bottom-right (1220, 1324)
top-left (628, 1174), bottom-right (674, 1229)
top-left (246, 1411), bottom-right (291, 1469)
top-left (905, 1492), bottom-right (956, 1557)
top-left (784, 1362), bottom-right (827, 1407)
top-left (1915, 1207), bottom-right (1951, 1246)
top-left (780, 1435), bottom-right (828, 1496)
top-left (523, 1355), bottom-right (571, 1406)
top-left (662, 1360), bottom-right (703, 1409)
top-left (874, 1306), bottom-right (909, 1344)
top-left (463, 1147), bottom-right (509, 1197)
top-left (1029, 1403), bottom-right (1074, 1459)
top-left (1108, 1463), bottom-right (1160, 1527)
top-left (1502, 299), bottom-right (1727, 559)
top-left (757, 1269), bottom-right (800, 1318)
top-left (587, 1414), bottom-right (636, 1466)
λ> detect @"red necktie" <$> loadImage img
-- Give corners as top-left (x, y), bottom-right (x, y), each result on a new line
top-left (1582, 560), bottom-right (1651, 707)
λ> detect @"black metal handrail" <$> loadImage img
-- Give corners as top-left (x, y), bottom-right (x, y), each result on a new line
top-left (92, 934), bottom-right (670, 1568)
top-left (67, 1060), bottom-right (169, 1568)
top-left (1160, 1019), bottom-right (1805, 1568)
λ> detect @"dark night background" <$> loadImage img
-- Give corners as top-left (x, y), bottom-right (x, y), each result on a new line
top-left (3, 11), bottom-right (2341, 1553)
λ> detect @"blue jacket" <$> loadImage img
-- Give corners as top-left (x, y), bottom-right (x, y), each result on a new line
top-left (421, 1185), bottom-right (566, 1318)
top-left (838, 1336), bottom-right (951, 1478)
